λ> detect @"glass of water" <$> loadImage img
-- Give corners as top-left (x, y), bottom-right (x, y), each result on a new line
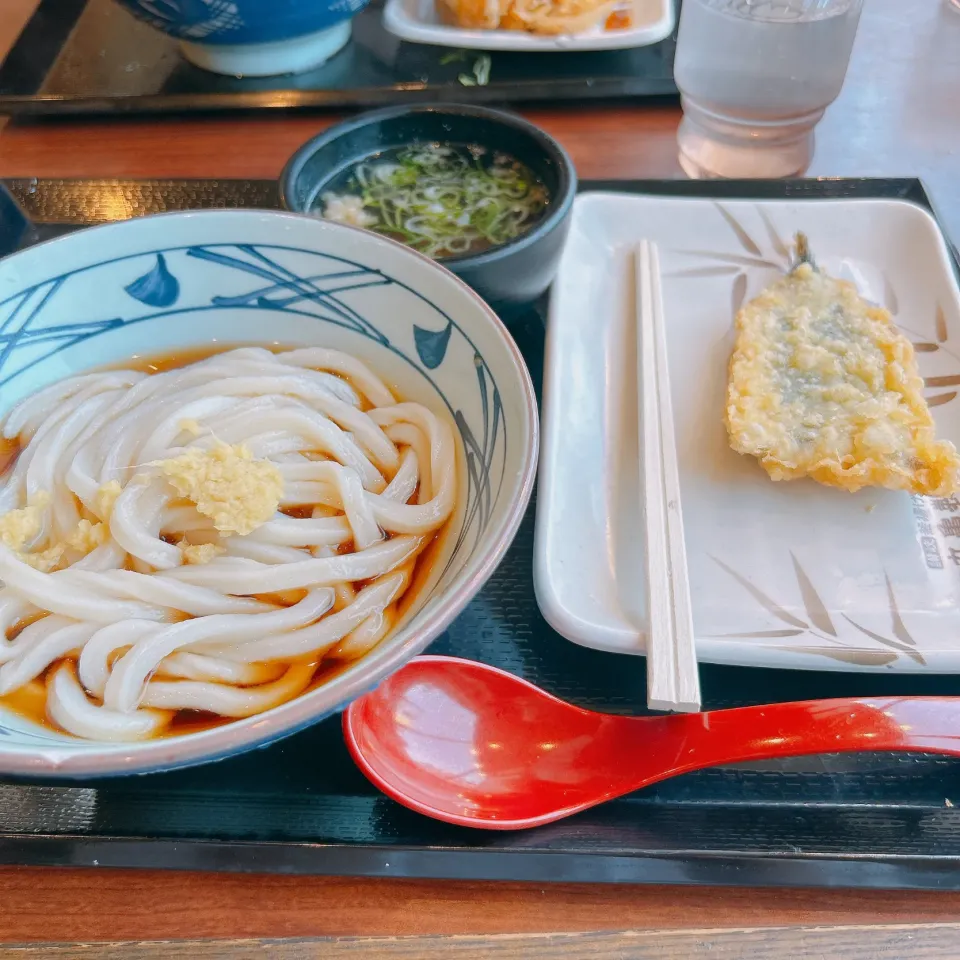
top-left (674, 0), bottom-right (864, 179)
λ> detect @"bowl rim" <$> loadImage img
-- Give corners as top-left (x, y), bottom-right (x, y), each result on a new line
top-left (0, 208), bottom-right (539, 777)
top-left (278, 103), bottom-right (578, 268)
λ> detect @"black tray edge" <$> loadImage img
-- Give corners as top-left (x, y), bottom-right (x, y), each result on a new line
top-left (0, 174), bottom-right (937, 215)
top-left (0, 87), bottom-right (681, 120)
top-left (5, 175), bottom-right (951, 261)
top-left (3, 836), bottom-right (960, 889)
top-left (2, 174), bottom-right (934, 203)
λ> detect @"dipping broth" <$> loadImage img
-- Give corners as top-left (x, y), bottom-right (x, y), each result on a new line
top-left (316, 143), bottom-right (549, 259)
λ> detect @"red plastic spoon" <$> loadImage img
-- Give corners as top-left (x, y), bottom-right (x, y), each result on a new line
top-left (343, 655), bottom-right (960, 830)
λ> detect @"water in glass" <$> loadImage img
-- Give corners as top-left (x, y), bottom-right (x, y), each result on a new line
top-left (674, 0), bottom-right (864, 179)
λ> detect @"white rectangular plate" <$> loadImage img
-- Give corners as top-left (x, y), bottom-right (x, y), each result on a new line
top-left (382, 0), bottom-right (674, 51)
top-left (535, 192), bottom-right (960, 673)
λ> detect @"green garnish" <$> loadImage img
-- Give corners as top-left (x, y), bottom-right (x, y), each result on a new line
top-left (473, 54), bottom-right (492, 86)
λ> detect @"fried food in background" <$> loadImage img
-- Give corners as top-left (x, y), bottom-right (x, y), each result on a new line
top-left (437, 0), bottom-right (624, 34)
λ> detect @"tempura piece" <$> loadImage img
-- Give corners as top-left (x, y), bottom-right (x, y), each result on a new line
top-left (725, 234), bottom-right (960, 495)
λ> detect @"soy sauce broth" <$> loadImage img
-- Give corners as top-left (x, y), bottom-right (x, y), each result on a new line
top-left (315, 142), bottom-right (549, 259)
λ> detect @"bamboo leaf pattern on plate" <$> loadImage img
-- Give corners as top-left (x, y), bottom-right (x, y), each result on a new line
top-left (758, 208), bottom-right (789, 260)
top-left (937, 302), bottom-right (949, 342)
top-left (675, 207), bottom-right (794, 327)
top-left (783, 646), bottom-right (900, 667)
top-left (731, 273), bottom-right (748, 316)
top-left (790, 553), bottom-right (837, 637)
top-left (678, 251), bottom-right (780, 269)
top-left (715, 204), bottom-right (763, 256)
top-left (902, 306), bottom-right (960, 408)
top-left (841, 615), bottom-right (926, 666)
top-left (884, 572), bottom-right (920, 650)
top-left (714, 555), bottom-right (927, 667)
top-left (711, 556), bottom-right (808, 629)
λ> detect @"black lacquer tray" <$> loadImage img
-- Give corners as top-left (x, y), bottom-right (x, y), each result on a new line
top-left (1, 176), bottom-right (960, 890)
top-left (0, 0), bottom-right (678, 117)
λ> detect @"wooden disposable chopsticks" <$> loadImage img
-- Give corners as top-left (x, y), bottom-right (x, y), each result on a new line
top-left (635, 240), bottom-right (701, 713)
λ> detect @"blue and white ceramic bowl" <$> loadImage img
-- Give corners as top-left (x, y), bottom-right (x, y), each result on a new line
top-left (114, 0), bottom-right (369, 76)
top-left (0, 210), bottom-right (537, 777)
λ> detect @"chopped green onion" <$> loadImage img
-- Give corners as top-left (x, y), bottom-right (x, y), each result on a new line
top-left (473, 55), bottom-right (492, 86)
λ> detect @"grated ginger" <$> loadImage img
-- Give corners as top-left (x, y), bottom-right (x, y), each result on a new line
top-left (18, 545), bottom-right (64, 573)
top-left (0, 491), bottom-right (49, 552)
top-left (17, 520), bottom-right (107, 573)
top-left (20, 520), bottom-right (107, 571)
top-left (178, 540), bottom-right (226, 565)
top-left (64, 518), bottom-right (107, 553)
top-left (95, 480), bottom-right (123, 520)
top-left (0, 492), bottom-right (107, 572)
top-left (158, 442), bottom-right (283, 536)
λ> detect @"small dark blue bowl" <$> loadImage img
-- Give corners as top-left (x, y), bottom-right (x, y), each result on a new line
top-left (279, 104), bottom-right (577, 309)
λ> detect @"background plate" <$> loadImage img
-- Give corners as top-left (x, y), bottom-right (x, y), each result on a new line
top-left (383, 0), bottom-right (675, 52)
top-left (537, 191), bottom-right (960, 673)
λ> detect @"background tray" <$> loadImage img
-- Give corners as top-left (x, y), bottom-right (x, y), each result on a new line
top-left (0, 0), bottom-right (678, 118)
top-left (1, 176), bottom-right (960, 890)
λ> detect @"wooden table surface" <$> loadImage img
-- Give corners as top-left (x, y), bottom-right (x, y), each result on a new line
top-left (2, 0), bottom-right (960, 956)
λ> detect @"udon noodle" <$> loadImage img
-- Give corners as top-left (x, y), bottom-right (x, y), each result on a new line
top-left (0, 347), bottom-right (456, 742)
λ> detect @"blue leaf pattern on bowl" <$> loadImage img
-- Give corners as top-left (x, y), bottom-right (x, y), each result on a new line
top-left (413, 321), bottom-right (453, 370)
top-left (116, 0), bottom-right (371, 44)
top-left (124, 253), bottom-right (181, 307)
top-left (123, 0), bottom-right (245, 39)
top-left (199, 245), bottom-right (392, 344)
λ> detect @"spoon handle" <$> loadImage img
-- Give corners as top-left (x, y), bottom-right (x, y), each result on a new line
top-left (630, 696), bottom-right (960, 788)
